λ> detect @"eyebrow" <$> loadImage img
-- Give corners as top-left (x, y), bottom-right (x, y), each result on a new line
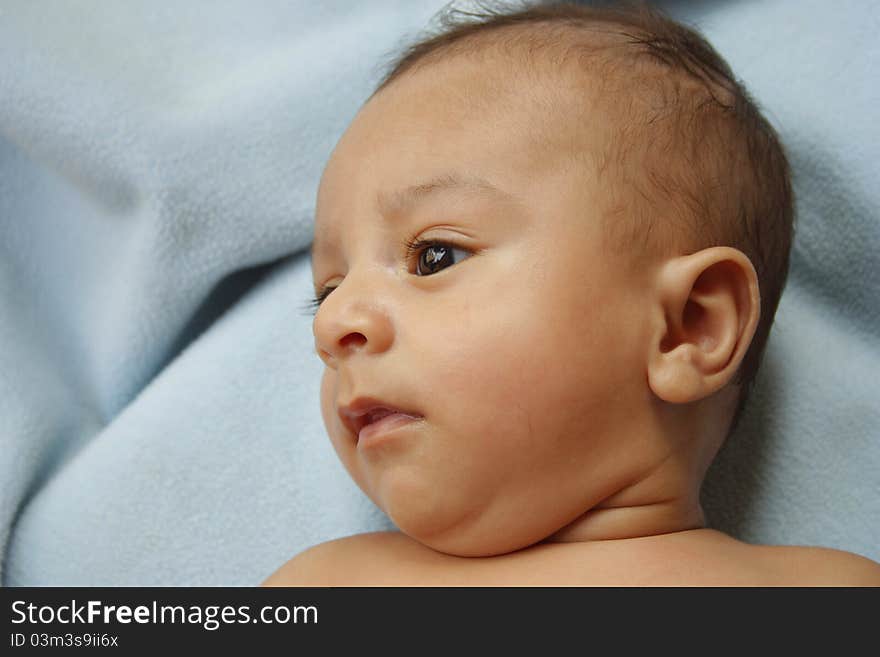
top-left (311, 172), bottom-right (514, 261)
top-left (375, 172), bottom-right (510, 217)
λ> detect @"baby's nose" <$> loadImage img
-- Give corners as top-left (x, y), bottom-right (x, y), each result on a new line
top-left (312, 282), bottom-right (394, 367)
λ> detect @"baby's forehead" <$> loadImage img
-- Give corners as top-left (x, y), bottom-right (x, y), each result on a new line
top-left (386, 37), bottom-right (669, 166)
top-left (318, 57), bottom-right (627, 240)
top-left (384, 55), bottom-right (614, 154)
top-left (320, 24), bottom-right (706, 228)
top-left (322, 67), bottom-right (592, 207)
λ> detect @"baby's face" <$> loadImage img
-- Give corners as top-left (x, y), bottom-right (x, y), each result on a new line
top-left (311, 57), bottom-right (655, 556)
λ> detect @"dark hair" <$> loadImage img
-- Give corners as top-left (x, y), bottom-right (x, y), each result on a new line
top-left (374, 0), bottom-right (795, 437)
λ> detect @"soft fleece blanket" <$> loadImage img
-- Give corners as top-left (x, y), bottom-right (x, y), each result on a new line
top-left (1, 0), bottom-right (877, 585)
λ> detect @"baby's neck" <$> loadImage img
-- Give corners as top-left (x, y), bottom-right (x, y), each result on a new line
top-left (544, 399), bottom-right (731, 544)
top-left (544, 464), bottom-right (707, 543)
top-left (545, 496), bottom-right (706, 543)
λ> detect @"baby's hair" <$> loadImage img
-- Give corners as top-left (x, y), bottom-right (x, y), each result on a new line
top-left (373, 0), bottom-right (795, 438)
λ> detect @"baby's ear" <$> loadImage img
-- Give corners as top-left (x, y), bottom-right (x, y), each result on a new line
top-left (647, 247), bottom-right (760, 404)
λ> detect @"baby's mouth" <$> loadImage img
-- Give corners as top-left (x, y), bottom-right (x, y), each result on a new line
top-left (338, 398), bottom-right (423, 439)
top-left (364, 408), bottom-right (397, 426)
top-left (356, 410), bottom-right (422, 445)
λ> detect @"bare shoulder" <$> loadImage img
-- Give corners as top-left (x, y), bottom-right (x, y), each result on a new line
top-left (659, 530), bottom-right (880, 586)
top-left (756, 544), bottom-right (880, 586)
top-left (260, 530), bottom-right (880, 586)
top-left (261, 532), bottom-right (443, 586)
top-left (572, 530), bottom-right (880, 586)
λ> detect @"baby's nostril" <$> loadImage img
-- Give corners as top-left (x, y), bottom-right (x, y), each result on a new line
top-left (339, 332), bottom-right (367, 349)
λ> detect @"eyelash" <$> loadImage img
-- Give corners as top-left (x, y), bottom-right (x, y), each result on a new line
top-left (305, 236), bottom-right (465, 314)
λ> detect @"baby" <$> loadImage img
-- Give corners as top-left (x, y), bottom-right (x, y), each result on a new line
top-left (264, 1), bottom-right (880, 585)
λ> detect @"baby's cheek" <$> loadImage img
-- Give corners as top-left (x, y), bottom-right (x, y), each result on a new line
top-left (443, 331), bottom-right (542, 423)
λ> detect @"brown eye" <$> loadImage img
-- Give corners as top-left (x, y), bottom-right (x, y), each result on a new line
top-left (418, 245), bottom-right (451, 275)
top-left (413, 242), bottom-right (471, 276)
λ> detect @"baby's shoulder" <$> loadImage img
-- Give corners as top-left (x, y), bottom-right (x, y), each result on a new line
top-left (260, 530), bottom-right (880, 586)
top-left (634, 530), bottom-right (880, 586)
top-left (752, 544), bottom-right (880, 586)
top-left (261, 531), bottom-right (444, 586)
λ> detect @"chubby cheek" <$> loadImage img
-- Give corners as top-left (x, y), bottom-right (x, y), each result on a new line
top-left (418, 312), bottom-right (585, 509)
top-left (420, 330), bottom-right (640, 551)
top-left (434, 292), bottom-right (595, 434)
top-left (444, 335), bottom-right (580, 457)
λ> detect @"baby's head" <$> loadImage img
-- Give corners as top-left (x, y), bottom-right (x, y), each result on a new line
top-left (309, 1), bottom-right (794, 556)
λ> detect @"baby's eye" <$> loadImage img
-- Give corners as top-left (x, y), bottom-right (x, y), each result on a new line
top-left (306, 286), bottom-right (335, 315)
top-left (306, 239), bottom-right (473, 314)
top-left (406, 239), bottom-right (472, 276)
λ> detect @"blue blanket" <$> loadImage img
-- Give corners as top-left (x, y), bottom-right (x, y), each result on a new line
top-left (1, 0), bottom-right (877, 585)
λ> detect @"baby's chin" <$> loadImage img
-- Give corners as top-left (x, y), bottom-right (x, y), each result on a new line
top-left (402, 523), bottom-right (549, 558)
top-left (357, 458), bottom-right (564, 556)
top-left (380, 496), bottom-right (551, 558)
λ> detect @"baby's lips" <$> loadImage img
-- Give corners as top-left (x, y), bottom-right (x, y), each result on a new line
top-left (338, 396), bottom-right (423, 436)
